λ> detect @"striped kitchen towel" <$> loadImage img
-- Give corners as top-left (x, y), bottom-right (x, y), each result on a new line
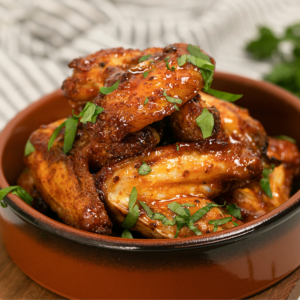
top-left (0, 0), bottom-right (300, 130)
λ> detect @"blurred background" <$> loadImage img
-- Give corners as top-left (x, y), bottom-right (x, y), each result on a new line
top-left (0, 0), bottom-right (300, 130)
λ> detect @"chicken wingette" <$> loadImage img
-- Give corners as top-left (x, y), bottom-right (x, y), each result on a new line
top-left (218, 137), bottom-right (300, 221)
top-left (62, 46), bottom-right (163, 111)
top-left (96, 142), bottom-right (262, 238)
top-left (87, 43), bottom-right (215, 143)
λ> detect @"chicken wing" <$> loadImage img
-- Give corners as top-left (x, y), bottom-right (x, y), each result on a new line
top-left (87, 43), bottom-right (214, 143)
top-left (218, 137), bottom-right (300, 221)
top-left (198, 91), bottom-right (267, 156)
top-left (24, 119), bottom-right (113, 234)
top-left (168, 94), bottom-right (222, 142)
top-left (96, 141), bottom-right (261, 238)
top-left (62, 47), bottom-right (162, 111)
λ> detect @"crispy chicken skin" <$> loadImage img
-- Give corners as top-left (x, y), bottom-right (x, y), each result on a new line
top-left (199, 91), bottom-right (267, 156)
top-left (96, 142), bottom-right (262, 238)
top-left (169, 94), bottom-right (222, 142)
top-left (62, 47), bottom-right (162, 110)
top-left (87, 43), bottom-right (213, 143)
top-left (17, 168), bottom-right (52, 215)
top-left (219, 138), bottom-right (300, 221)
top-left (24, 120), bottom-right (113, 234)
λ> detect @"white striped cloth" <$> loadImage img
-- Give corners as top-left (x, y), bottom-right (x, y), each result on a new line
top-left (0, 0), bottom-right (300, 130)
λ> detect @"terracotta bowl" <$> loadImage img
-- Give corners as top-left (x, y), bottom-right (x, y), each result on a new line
top-left (1, 72), bottom-right (300, 300)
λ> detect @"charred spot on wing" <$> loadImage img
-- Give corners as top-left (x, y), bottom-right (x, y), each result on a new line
top-left (164, 44), bottom-right (177, 54)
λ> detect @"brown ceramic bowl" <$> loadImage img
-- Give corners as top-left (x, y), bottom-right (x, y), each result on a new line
top-left (1, 72), bottom-right (300, 300)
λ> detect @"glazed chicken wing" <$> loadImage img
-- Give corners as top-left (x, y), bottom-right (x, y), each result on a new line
top-left (198, 91), bottom-right (267, 156)
top-left (87, 43), bottom-right (214, 143)
top-left (62, 47), bottom-right (162, 111)
top-left (96, 142), bottom-right (262, 238)
top-left (218, 137), bottom-right (300, 221)
top-left (24, 119), bottom-right (113, 234)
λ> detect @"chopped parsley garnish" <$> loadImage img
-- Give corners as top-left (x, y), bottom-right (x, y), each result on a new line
top-left (139, 54), bottom-right (151, 63)
top-left (226, 203), bottom-right (242, 220)
top-left (178, 44), bottom-right (243, 102)
top-left (121, 187), bottom-right (139, 238)
top-left (138, 161), bottom-right (152, 175)
top-left (24, 139), bottom-right (35, 156)
top-left (100, 80), bottom-right (119, 95)
top-left (196, 108), bottom-right (214, 139)
top-left (260, 165), bottom-right (275, 198)
top-left (232, 221), bottom-right (239, 227)
top-left (275, 135), bottom-right (296, 144)
top-left (139, 201), bottom-right (176, 226)
top-left (48, 102), bottom-right (104, 154)
top-left (208, 217), bottom-right (232, 232)
top-left (144, 97), bottom-right (149, 105)
top-left (164, 57), bottom-right (175, 71)
top-left (143, 69), bottom-right (153, 78)
top-left (176, 144), bottom-right (179, 151)
top-left (140, 200), bottom-right (224, 238)
top-left (0, 186), bottom-right (33, 207)
top-left (163, 89), bottom-right (182, 111)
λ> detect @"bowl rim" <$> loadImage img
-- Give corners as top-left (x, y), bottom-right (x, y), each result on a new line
top-left (1, 71), bottom-right (300, 251)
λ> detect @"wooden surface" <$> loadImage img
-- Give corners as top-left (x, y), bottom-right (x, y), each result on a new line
top-left (0, 235), bottom-right (300, 300)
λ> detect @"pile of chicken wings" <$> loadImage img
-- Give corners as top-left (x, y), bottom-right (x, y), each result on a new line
top-left (18, 43), bottom-right (300, 239)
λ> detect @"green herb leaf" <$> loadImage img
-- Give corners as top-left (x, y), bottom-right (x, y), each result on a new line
top-left (79, 102), bottom-right (96, 124)
top-left (189, 203), bottom-right (223, 224)
top-left (275, 135), bottom-right (296, 144)
top-left (143, 70), bottom-right (153, 78)
top-left (164, 57), bottom-right (175, 71)
top-left (196, 108), bottom-right (214, 139)
top-left (232, 221), bottom-right (239, 227)
top-left (209, 217), bottom-right (232, 232)
top-left (187, 44), bottom-right (211, 62)
top-left (79, 103), bottom-right (104, 124)
top-left (24, 139), bottom-right (35, 156)
top-left (176, 144), bottom-right (179, 151)
top-left (138, 161), bottom-right (152, 176)
top-left (168, 202), bottom-right (189, 217)
top-left (226, 203), bottom-right (242, 220)
top-left (174, 216), bottom-right (186, 238)
top-left (139, 54), bottom-right (151, 63)
top-left (163, 89), bottom-right (183, 109)
top-left (139, 201), bottom-right (176, 226)
top-left (63, 117), bottom-right (79, 154)
top-left (144, 97), bottom-right (149, 105)
top-left (122, 203), bottom-right (139, 229)
top-left (246, 27), bottom-right (280, 59)
top-left (100, 80), bottom-right (119, 95)
top-left (121, 187), bottom-right (139, 229)
top-left (260, 165), bottom-right (275, 198)
top-left (47, 121), bottom-right (66, 151)
top-left (174, 104), bottom-right (180, 111)
top-left (121, 229), bottom-right (133, 239)
top-left (187, 222), bottom-right (202, 235)
top-left (0, 186), bottom-right (33, 206)
top-left (177, 55), bottom-right (187, 66)
top-left (205, 88), bottom-right (243, 102)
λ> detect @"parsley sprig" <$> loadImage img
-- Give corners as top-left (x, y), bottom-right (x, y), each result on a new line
top-left (48, 102), bottom-right (104, 154)
top-left (177, 44), bottom-right (242, 102)
top-left (0, 186), bottom-right (33, 208)
top-left (246, 24), bottom-right (300, 97)
top-left (164, 56), bottom-right (175, 71)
